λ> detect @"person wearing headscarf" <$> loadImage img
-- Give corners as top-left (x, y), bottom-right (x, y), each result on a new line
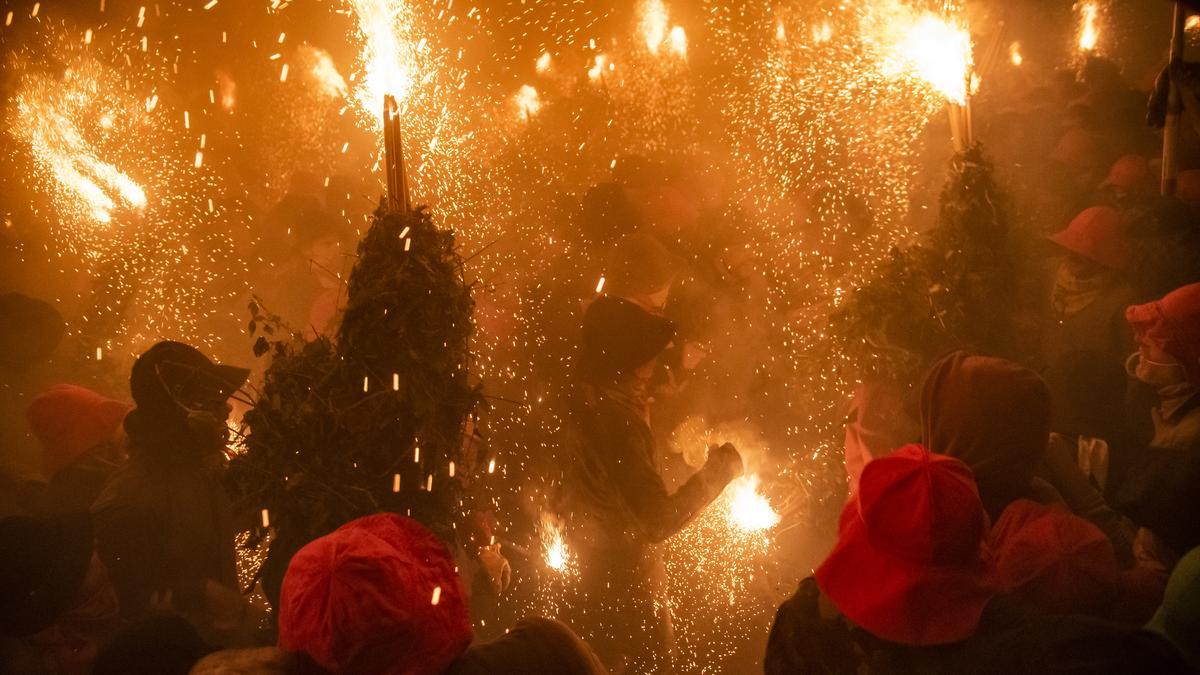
top-left (1041, 206), bottom-right (1136, 371)
top-left (192, 513), bottom-right (608, 675)
top-left (26, 384), bottom-right (131, 516)
top-left (920, 351), bottom-right (1057, 521)
top-left (765, 445), bottom-right (995, 674)
top-left (91, 341), bottom-right (255, 642)
top-left (1116, 282), bottom-right (1200, 558)
top-left (564, 296), bottom-right (743, 673)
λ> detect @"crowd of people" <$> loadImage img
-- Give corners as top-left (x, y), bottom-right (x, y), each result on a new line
top-left (5, 23), bottom-right (1200, 675)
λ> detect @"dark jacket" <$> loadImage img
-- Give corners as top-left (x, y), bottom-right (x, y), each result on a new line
top-left (1117, 393), bottom-right (1200, 556)
top-left (91, 415), bottom-right (238, 621)
top-left (448, 618), bottom-right (608, 675)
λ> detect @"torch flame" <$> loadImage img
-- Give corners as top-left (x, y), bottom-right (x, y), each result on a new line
top-left (305, 45), bottom-right (348, 98)
top-left (727, 475), bottom-right (779, 532)
top-left (640, 0), bottom-right (669, 54)
top-left (892, 14), bottom-right (972, 104)
top-left (1078, 2), bottom-right (1099, 53)
top-left (1009, 41), bottom-right (1023, 66)
top-left (349, 0), bottom-right (417, 124)
top-left (541, 514), bottom-right (572, 572)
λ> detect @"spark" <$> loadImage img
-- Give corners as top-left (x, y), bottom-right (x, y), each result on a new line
top-left (727, 475), bottom-right (779, 532)
top-left (303, 45), bottom-right (348, 98)
top-left (668, 25), bottom-right (687, 57)
top-left (868, 5), bottom-right (973, 104)
top-left (536, 51), bottom-right (552, 73)
top-left (639, 0), bottom-right (669, 54)
top-left (348, 0), bottom-right (418, 123)
top-left (540, 514), bottom-right (573, 573)
top-left (1009, 41), bottom-right (1023, 66)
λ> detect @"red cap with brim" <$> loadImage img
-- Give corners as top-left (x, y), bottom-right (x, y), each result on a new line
top-left (1100, 155), bottom-right (1151, 193)
top-left (816, 444), bottom-right (994, 646)
top-left (1047, 206), bottom-right (1128, 270)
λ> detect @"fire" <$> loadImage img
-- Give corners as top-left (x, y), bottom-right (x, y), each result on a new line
top-left (668, 25), bottom-right (687, 57)
top-left (726, 475), bottom-right (779, 532)
top-left (640, 0), bottom-right (669, 54)
top-left (348, 0), bottom-right (417, 124)
top-left (514, 84), bottom-right (541, 120)
top-left (1078, 2), bottom-right (1100, 53)
top-left (587, 54), bottom-right (607, 83)
top-left (1009, 41), bottom-right (1023, 66)
top-left (535, 51), bottom-right (552, 73)
top-left (867, 3), bottom-right (973, 105)
top-left (303, 45), bottom-right (348, 98)
top-left (541, 514), bottom-right (572, 573)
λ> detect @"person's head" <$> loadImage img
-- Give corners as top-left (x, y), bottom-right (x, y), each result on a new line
top-left (1099, 155), bottom-right (1153, 204)
top-left (1125, 282), bottom-right (1200, 389)
top-left (278, 513), bottom-right (472, 675)
top-left (0, 293), bottom-right (65, 373)
top-left (603, 232), bottom-right (678, 312)
top-left (126, 341), bottom-right (249, 454)
top-left (1049, 206), bottom-right (1128, 275)
top-left (988, 500), bottom-right (1119, 617)
top-left (816, 444), bottom-right (991, 646)
top-left (579, 295), bottom-right (676, 386)
top-left (27, 384), bottom-right (131, 478)
top-left (0, 512), bottom-right (95, 637)
top-left (93, 614), bottom-right (212, 675)
top-left (921, 351), bottom-right (1052, 518)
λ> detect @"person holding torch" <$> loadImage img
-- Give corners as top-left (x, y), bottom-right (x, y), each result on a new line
top-left (564, 295), bottom-right (743, 674)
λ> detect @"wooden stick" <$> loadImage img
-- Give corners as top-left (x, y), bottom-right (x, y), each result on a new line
top-left (1162, 2), bottom-right (1187, 196)
top-left (383, 95), bottom-right (411, 213)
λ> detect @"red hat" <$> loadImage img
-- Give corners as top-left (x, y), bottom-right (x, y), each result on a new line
top-left (816, 444), bottom-right (993, 646)
top-left (1100, 155), bottom-right (1152, 194)
top-left (1126, 281), bottom-right (1200, 385)
top-left (1048, 206), bottom-right (1128, 270)
top-left (988, 500), bottom-right (1118, 616)
top-left (1177, 170), bottom-right (1200, 205)
top-left (278, 514), bottom-right (472, 675)
top-left (26, 384), bottom-right (131, 477)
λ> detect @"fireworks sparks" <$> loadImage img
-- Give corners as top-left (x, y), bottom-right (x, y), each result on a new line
top-left (727, 475), bottom-right (780, 532)
top-left (1078, 1), bottom-right (1100, 53)
top-left (1009, 41), bottom-right (1023, 66)
top-left (302, 45), bottom-right (348, 98)
top-left (541, 514), bottom-right (573, 574)
top-left (513, 84), bottom-right (541, 121)
top-left (639, 0), bottom-right (670, 54)
top-left (869, 5), bottom-right (973, 104)
top-left (347, 0), bottom-right (418, 123)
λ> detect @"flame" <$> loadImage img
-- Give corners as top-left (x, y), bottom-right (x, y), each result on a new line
top-left (811, 21), bottom-right (833, 44)
top-left (668, 25), bottom-right (687, 57)
top-left (541, 514), bottom-right (572, 572)
top-left (1078, 2), bottom-right (1099, 53)
top-left (587, 54), bottom-right (607, 83)
top-left (870, 5), bottom-right (973, 105)
top-left (640, 0), bottom-right (669, 54)
top-left (304, 45), bottom-right (348, 98)
top-left (726, 475), bottom-right (779, 532)
top-left (1009, 41), bottom-right (1023, 66)
top-left (514, 84), bottom-right (541, 120)
top-left (535, 51), bottom-right (552, 73)
top-left (349, 0), bottom-right (417, 124)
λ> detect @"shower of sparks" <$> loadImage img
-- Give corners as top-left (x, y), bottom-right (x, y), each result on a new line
top-left (727, 475), bottom-right (780, 532)
top-left (302, 45), bottom-right (348, 98)
top-left (541, 513), bottom-right (574, 574)
top-left (639, 0), bottom-right (670, 54)
top-left (348, 0), bottom-right (418, 122)
top-left (867, 3), bottom-right (973, 104)
top-left (513, 84), bottom-right (541, 121)
top-left (1077, 1), bottom-right (1100, 53)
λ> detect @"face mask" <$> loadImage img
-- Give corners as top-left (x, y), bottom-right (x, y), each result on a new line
top-left (1126, 351), bottom-right (1189, 388)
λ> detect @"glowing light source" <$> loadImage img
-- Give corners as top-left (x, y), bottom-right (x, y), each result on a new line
top-left (668, 25), bottom-right (687, 57)
top-left (535, 51), bottom-right (552, 73)
top-left (886, 14), bottom-right (973, 104)
top-left (305, 46), bottom-right (348, 98)
top-left (541, 514), bottom-right (572, 573)
top-left (639, 0), bottom-right (669, 54)
top-left (726, 475), bottom-right (779, 532)
top-left (1009, 41), bottom-right (1023, 66)
top-left (514, 84), bottom-right (540, 120)
top-left (348, 0), bottom-right (417, 124)
top-left (1078, 2), bottom-right (1100, 53)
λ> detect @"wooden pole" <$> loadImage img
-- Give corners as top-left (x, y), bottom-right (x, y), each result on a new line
top-left (1162, 2), bottom-right (1186, 196)
top-left (383, 94), bottom-right (411, 213)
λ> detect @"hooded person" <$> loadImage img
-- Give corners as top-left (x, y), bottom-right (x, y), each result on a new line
top-left (91, 341), bottom-right (253, 639)
top-left (1042, 205), bottom-right (1136, 370)
top-left (1116, 282), bottom-right (1200, 557)
top-left (26, 384), bottom-right (131, 515)
top-left (765, 445), bottom-right (994, 674)
top-left (920, 351), bottom-right (1056, 521)
top-left (564, 296), bottom-right (743, 673)
top-left (193, 513), bottom-right (608, 675)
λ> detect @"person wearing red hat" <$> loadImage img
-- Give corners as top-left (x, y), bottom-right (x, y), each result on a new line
top-left (1098, 155), bottom-right (1154, 207)
top-left (91, 341), bottom-right (257, 643)
top-left (1115, 282), bottom-right (1200, 558)
top-left (765, 445), bottom-right (994, 673)
top-left (26, 384), bottom-right (131, 516)
top-left (193, 513), bottom-right (607, 674)
top-left (564, 296), bottom-right (743, 673)
top-left (1042, 205), bottom-right (1136, 372)
top-left (987, 499), bottom-right (1120, 618)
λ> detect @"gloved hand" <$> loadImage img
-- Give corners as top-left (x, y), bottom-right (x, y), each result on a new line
top-left (704, 442), bottom-right (744, 484)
